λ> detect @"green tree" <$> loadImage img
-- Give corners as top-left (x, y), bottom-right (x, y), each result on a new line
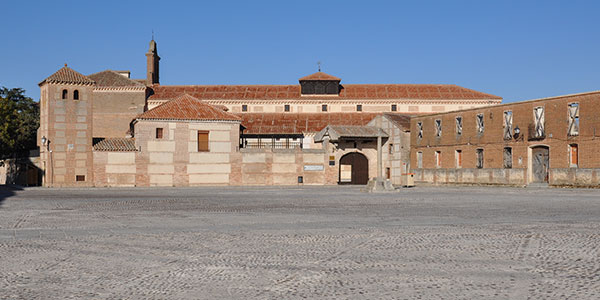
top-left (0, 87), bottom-right (39, 158)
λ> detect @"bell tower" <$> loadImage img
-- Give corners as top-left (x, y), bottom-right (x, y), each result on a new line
top-left (146, 39), bottom-right (160, 85)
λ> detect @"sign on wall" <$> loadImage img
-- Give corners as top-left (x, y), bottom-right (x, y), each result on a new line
top-left (304, 165), bottom-right (324, 171)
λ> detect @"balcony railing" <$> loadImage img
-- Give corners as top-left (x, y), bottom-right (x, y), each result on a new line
top-left (243, 141), bottom-right (303, 149)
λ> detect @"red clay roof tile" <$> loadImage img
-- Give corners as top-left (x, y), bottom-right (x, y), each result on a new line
top-left (39, 65), bottom-right (95, 86)
top-left (298, 72), bottom-right (342, 81)
top-left (138, 94), bottom-right (241, 122)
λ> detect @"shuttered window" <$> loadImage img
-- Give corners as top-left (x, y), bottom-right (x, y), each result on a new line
top-left (569, 144), bottom-right (578, 167)
top-left (198, 131), bottom-right (209, 152)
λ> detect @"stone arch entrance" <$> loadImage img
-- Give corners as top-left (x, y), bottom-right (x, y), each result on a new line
top-left (530, 145), bottom-right (550, 183)
top-left (339, 152), bottom-right (369, 185)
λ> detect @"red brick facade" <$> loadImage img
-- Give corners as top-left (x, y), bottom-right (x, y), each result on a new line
top-left (410, 91), bottom-right (600, 187)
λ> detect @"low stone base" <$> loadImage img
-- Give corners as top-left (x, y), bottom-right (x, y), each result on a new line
top-left (364, 178), bottom-right (396, 193)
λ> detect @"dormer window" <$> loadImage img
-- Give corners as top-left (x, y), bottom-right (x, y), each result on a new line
top-left (299, 72), bottom-right (341, 95)
top-left (62, 89), bottom-right (68, 99)
top-left (73, 90), bottom-right (79, 100)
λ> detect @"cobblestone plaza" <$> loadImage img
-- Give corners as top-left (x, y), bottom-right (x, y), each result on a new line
top-left (1, 186), bottom-right (599, 299)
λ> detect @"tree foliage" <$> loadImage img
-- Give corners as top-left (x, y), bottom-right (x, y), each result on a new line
top-left (0, 87), bottom-right (39, 158)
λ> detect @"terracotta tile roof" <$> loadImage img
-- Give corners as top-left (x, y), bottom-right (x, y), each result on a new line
top-left (238, 112), bottom-right (389, 134)
top-left (39, 65), bottom-right (95, 86)
top-left (137, 94), bottom-right (241, 122)
top-left (93, 138), bottom-right (137, 151)
top-left (298, 72), bottom-right (341, 81)
top-left (382, 113), bottom-right (411, 130)
top-left (148, 84), bottom-right (501, 101)
top-left (88, 70), bottom-right (146, 87)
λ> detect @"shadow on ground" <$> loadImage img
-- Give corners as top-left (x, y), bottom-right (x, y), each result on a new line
top-left (0, 185), bottom-right (22, 207)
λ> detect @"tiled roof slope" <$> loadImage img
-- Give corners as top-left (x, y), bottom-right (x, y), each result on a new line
top-left (88, 70), bottom-right (146, 87)
top-left (93, 138), bottom-right (137, 151)
top-left (149, 84), bottom-right (502, 101)
top-left (298, 72), bottom-right (341, 81)
top-left (382, 113), bottom-right (411, 130)
top-left (137, 94), bottom-right (241, 122)
top-left (238, 112), bottom-right (396, 134)
top-left (39, 65), bottom-right (95, 86)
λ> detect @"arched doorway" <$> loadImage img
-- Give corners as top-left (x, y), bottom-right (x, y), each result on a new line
top-left (339, 152), bottom-right (369, 185)
top-left (531, 146), bottom-right (550, 183)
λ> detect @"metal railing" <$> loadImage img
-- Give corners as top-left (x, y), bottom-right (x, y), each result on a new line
top-left (244, 141), bottom-right (303, 149)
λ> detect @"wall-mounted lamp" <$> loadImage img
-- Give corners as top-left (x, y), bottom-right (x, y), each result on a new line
top-left (514, 126), bottom-right (520, 139)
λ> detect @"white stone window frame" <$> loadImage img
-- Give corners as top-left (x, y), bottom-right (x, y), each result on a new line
top-left (434, 119), bottom-right (442, 137)
top-left (503, 111), bottom-right (513, 140)
top-left (534, 106), bottom-right (545, 138)
top-left (476, 113), bottom-right (484, 135)
top-left (568, 103), bottom-right (579, 136)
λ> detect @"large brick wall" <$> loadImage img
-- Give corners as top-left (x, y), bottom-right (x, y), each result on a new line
top-left (410, 91), bottom-right (600, 187)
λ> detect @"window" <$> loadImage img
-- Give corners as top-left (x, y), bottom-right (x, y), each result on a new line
top-left (568, 103), bottom-right (579, 136)
top-left (435, 151), bottom-right (442, 168)
top-left (156, 128), bottom-right (163, 139)
top-left (73, 90), bottom-right (79, 100)
top-left (356, 104), bottom-right (362, 112)
top-left (300, 81), bottom-right (339, 95)
top-left (389, 143), bottom-right (393, 154)
top-left (503, 147), bottom-right (512, 169)
top-left (322, 104), bottom-right (328, 112)
top-left (435, 119), bottom-right (442, 137)
top-left (76, 175), bottom-right (85, 182)
top-left (455, 150), bottom-right (462, 168)
top-left (417, 151), bottom-right (423, 168)
top-left (476, 113), bottom-right (484, 135)
top-left (455, 116), bottom-right (462, 136)
top-left (533, 106), bottom-right (545, 138)
top-left (391, 104), bottom-right (397, 112)
top-left (476, 149), bottom-right (484, 169)
top-left (62, 89), bottom-right (68, 99)
top-left (417, 122), bottom-right (423, 139)
top-left (569, 144), bottom-right (578, 167)
top-left (503, 111), bottom-right (513, 140)
top-left (242, 104), bottom-right (248, 112)
top-left (197, 131), bottom-right (209, 152)
top-left (284, 104), bottom-right (290, 112)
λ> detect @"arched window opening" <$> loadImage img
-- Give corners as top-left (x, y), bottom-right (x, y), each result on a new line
top-left (62, 89), bottom-right (68, 99)
top-left (73, 90), bottom-right (79, 100)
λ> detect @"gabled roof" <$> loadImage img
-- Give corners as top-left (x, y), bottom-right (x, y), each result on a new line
top-left (382, 113), bottom-right (411, 130)
top-left (299, 72), bottom-right (341, 81)
top-left (148, 84), bottom-right (502, 101)
top-left (238, 112), bottom-right (384, 134)
top-left (39, 65), bottom-right (95, 86)
top-left (88, 70), bottom-right (146, 87)
top-left (314, 125), bottom-right (388, 142)
top-left (93, 138), bottom-right (137, 152)
top-left (137, 94), bottom-right (241, 122)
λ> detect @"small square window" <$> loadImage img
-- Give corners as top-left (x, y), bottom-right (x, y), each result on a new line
top-left (322, 104), bottom-right (328, 112)
top-left (76, 175), bottom-right (85, 182)
top-left (356, 104), bottom-right (362, 112)
top-left (242, 104), bottom-right (248, 112)
top-left (156, 128), bottom-right (163, 139)
top-left (391, 104), bottom-right (397, 112)
top-left (284, 104), bottom-right (290, 112)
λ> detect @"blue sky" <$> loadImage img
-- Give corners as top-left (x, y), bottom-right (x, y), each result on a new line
top-left (1, 0), bottom-right (599, 103)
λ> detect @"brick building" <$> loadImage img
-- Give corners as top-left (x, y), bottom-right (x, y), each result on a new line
top-left (410, 91), bottom-right (600, 187)
top-left (37, 39), bottom-right (501, 187)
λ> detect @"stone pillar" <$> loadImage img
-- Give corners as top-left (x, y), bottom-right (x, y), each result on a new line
top-left (377, 134), bottom-right (382, 179)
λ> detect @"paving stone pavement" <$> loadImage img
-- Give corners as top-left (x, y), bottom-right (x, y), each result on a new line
top-left (1, 185), bottom-right (600, 299)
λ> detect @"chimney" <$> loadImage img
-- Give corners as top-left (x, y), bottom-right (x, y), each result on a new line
top-left (115, 71), bottom-right (131, 78)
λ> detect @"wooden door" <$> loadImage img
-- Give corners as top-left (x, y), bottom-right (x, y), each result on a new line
top-left (339, 152), bottom-right (369, 185)
top-left (532, 146), bottom-right (549, 183)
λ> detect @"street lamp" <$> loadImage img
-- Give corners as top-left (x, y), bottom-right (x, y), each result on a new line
top-left (41, 136), bottom-right (47, 150)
